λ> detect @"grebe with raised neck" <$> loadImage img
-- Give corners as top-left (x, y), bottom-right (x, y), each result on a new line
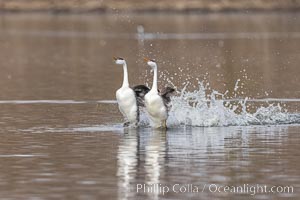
top-left (144, 58), bottom-right (175, 129)
top-left (114, 57), bottom-right (149, 127)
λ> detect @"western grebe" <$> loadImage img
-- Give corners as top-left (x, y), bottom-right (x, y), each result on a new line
top-left (114, 57), bottom-right (149, 127)
top-left (144, 58), bottom-right (175, 128)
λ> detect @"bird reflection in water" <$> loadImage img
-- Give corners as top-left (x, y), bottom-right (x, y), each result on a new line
top-left (117, 128), bottom-right (166, 200)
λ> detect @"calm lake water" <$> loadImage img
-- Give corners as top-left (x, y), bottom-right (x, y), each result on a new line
top-left (0, 12), bottom-right (300, 199)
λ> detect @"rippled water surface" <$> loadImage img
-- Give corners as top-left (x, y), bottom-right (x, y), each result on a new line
top-left (0, 13), bottom-right (300, 199)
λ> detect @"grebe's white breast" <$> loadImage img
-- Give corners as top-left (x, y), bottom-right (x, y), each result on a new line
top-left (145, 91), bottom-right (167, 125)
top-left (116, 86), bottom-right (138, 123)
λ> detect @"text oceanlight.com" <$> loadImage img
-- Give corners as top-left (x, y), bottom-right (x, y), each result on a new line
top-left (136, 184), bottom-right (294, 196)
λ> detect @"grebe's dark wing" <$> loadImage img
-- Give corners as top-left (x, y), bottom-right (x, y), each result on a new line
top-left (132, 85), bottom-right (150, 107)
top-left (133, 85), bottom-right (150, 98)
top-left (161, 87), bottom-right (176, 106)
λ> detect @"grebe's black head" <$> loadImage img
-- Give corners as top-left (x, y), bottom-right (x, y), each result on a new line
top-left (113, 56), bottom-right (126, 64)
top-left (144, 58), bottom-right (157, 68)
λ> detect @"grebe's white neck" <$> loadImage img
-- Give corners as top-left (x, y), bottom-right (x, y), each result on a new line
top-left (122, 62), bottom-right (129, 88)
top-left (150, 64), bottom-right (158, 93)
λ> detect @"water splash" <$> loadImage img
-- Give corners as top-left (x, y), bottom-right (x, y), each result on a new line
top-left (167, 81), bottom-right (300, 127)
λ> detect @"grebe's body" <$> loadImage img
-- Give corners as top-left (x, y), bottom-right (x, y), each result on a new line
top-left (116, 86), bottom-right (138, 126)
top-left (145, 89), bottom-right (168, 128)
top-left (144, 59), bottom-right (175, 128)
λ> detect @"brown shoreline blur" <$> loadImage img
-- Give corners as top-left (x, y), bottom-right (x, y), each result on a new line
top-left (0, 0), bottom-right (300, 13)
